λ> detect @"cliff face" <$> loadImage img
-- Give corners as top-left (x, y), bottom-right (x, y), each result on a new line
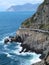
top-left (4, 28), bottom-right (49, 65)
top-left (22, 0), bottom-right (49, 30)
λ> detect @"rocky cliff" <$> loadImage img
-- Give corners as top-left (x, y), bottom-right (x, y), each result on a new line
top-left (4, 28), bottom-right (49, 65)
top-left (21, 0), bottom-right (49, 30)
top-left (4, 0), bottom-right (49, 65)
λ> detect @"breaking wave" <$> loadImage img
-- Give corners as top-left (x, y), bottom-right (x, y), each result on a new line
top-left (0, 31), bottom-right (41, 65)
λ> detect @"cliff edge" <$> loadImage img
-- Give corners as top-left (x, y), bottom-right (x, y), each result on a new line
top-left (21, 0), bottom-right (49, 30)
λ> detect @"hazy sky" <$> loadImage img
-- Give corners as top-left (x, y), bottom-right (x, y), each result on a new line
top-left (0, 0), bottom-right (44, 11)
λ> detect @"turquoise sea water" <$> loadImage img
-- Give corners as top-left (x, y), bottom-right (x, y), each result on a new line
top-left (0, 11), bottom-right (41, 65)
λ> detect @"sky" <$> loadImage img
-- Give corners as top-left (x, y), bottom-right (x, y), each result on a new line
top-left (0, 0), bottom-right (44, 11)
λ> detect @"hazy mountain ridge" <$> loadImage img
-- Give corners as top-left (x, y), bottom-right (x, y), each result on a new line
top-left (7, 3), bottom-right (39, 11)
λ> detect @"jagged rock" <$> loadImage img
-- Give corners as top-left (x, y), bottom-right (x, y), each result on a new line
top-left (4, 38), bottom-right (10, 43)
top-left (4, 32), bottom-right (29, 43)
top-left (4, 35), bottom-right (23, 43)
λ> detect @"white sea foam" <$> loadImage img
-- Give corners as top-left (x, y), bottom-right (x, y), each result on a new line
top-left (0, 31), bottom-right (15, 44)
top-left (30, 58), bottom-right (41, 64)
top-left (12, 44), bottom-right (41, 64)
top-left (3, 43), bottom-right (41, 65)
top-left (30, 53), bottom-right (41, 64)
top-left (12, 43), bottom-right (22, 55)
top-left (4, 45), bottom-right (10, 50)
top-left (0, 36), bottom-right (9, 44)
top-left (5, 52), bottom-right (12, 57)
top-left (0, 34), bottom-right (42, 64)
top-left (0, 40), bottom-right (4, 44)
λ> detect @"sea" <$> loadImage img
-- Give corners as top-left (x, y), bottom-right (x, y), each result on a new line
top-left (0, 11), bottom-right (41, 65)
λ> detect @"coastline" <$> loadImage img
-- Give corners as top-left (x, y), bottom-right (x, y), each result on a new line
top-left (4, 0), bottom-right (49, 65)
top-left (16, 28), bottom-right (49, 65)
top-left (4, 27), bottom-right (49, 65)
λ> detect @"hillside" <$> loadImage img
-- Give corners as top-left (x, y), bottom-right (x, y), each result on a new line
top-left (7, 3), bottom-right (39, 11)
top-left (21, 0), bottom-right (49, 30)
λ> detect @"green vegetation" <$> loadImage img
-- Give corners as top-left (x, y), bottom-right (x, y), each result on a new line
top-left (21, 0), bottom-right (49, 31)
top-left (21, 13), bottom-right (37, 28)
top-left (22, 18), bottom-right (31, 28)
top-left (39, 24), bottom-right (49, 30)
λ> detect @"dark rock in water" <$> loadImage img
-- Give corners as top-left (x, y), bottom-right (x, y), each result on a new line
top-left (20, 43), bottom-right (30, 53)
top-left (4, 30), bottom-right (30, 43)
top-left (40, 54), bottom-right (46, 59)
top-left (4, 34), bottom-right (27, 43)
top-left (4, 38), bottom-right (10, 43)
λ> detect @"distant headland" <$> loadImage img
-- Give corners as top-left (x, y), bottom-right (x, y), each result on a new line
top-left (7, 3), bottom-right (39, 12)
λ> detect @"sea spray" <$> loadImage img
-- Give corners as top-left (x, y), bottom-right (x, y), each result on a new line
top-left (0, 36), bottom-right (41, 65)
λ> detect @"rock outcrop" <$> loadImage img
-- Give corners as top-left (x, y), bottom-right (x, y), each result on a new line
top-left (4, 29), bottom-right (49, 65)
top-left (4, 30), bottom-right (30, 43)
top-left (21, 0), bottom-right (49, 30)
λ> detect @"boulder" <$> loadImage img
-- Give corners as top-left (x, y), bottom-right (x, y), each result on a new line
top-left (4, 38), bottom-right (10, 43)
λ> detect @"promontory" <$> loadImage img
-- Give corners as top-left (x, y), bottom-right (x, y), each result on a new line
top-left (4, 0), bottom-right (49, 65)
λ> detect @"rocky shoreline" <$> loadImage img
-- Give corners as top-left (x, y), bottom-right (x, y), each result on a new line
top-left (4, 0), bottom-right (49, 65)
top-left (4, 28), bottom-right (49, 65)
